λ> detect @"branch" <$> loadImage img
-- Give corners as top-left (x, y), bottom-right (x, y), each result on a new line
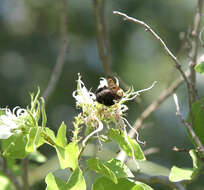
top-left (188, 0), bottom-right (203, 101)
top-left (114, 10), bottom-right (204, 155)
top-left (43, 0), bottom-right (68, 101)
top-left (117, 72), bottom-right (188, 162)
top-left (173, 94), bottom-right (204, 153)
top-left (113, 11), bottom-right (197, 126)
top-left (113, 11), bottom-right (190, 86)
top-left (93, 0), bottom-right (112, 75)
top-left (130, 174), bottom-right (186, 190)
top-left (1, 158), bottom-right (22, 190)
top-left (21, 157), bottom-right (29, 190)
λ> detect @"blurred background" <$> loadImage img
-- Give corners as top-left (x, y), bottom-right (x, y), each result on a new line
top-left (0, 0), bottom-right (204, 189)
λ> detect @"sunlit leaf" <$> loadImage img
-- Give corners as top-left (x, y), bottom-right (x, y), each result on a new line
top-left (195, 61), bottom-right (204, 74)
top-left (87, 158), bottom-right (118, 184)
top-left (104, 159), bottom-right (134, 178)
top-left (56, 142), bottom-right (79, 170)
top-left (107, 128), bottom-right (145, 160)
top-left (0, 173), bottom-right (14, 190)
top-left (186, 99), bottom-right (204, 146)
top-left (2, 133), bottom-right (28, 159)
top-left (56, 122), bottom-right (67, 147)
top-left (169, 149), bottom-right (202, 182)
top-left (169, 166), bottom-right (193, 182)
top-left (91, 177), bottom-right (153, 190)
top-left (26, 127), bottom-right (41, 152)
top-left (45, 173), bottom-right (67, 190)
top-left (66, 168), bottom-right (86, 190)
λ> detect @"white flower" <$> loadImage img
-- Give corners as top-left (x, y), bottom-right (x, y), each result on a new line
top-left (0, 107), bottom-right (28, 139)
top-left (73, 74), bottom-right (96, 106)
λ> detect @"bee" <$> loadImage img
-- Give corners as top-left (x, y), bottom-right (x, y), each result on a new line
top-left (96, 77), bottom-right (123, 106)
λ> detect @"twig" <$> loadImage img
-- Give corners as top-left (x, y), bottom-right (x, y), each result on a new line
top-left (43, 0), bottom-right (68, 101)
top-left (117, 72), bottom-right (188, 162)
top-left (188, 0), bottom-right (203, 101)
top-left (143, 147), bottom-right (159, 156)
top-left (130, 174), bottom-right (186, 190)
top-left (22, 157), bottom-right (29, 190)
top-left (1, 158), bottom-right (22, 190)
top-left (113, 11), bottom-right (190, 86)
top-left (93, 0), bottom-right (112, 75)
top-left (113, 10), bottom-right (195, 129)
top-left (78, 119), bottom-right (103, 161)
top-left (173, 94), bottom-right (204, 153)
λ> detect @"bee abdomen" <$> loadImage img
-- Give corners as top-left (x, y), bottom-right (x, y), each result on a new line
top-left (96, 87), bottom-right (115, 106)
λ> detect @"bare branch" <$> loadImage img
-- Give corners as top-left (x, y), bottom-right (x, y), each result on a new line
top-left (113, 11), bottom-right (197, 128)
top-left (43, 0), bottom-right (68, 101)
top-left (117, 73), bottom-right (188, 162)
top-left (22, 157), bottom-right (29, 190)
top-left (188, 0), bottom-right (203, 101)
top-left (1, 158), bottom-right (22, 190)
top-left (173, 94), bottom-right (204, 153)
top-left (93, 0), bottom-right (112, 75)
top-left (130, 174), bottom-right (186, 190)
top-left (113, 10), bottom-right (204, 155)
top-left (113, 11), bottom-right (190, 86)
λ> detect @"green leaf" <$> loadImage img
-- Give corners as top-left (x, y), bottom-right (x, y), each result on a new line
top-left (0, 173), bottom-right (14, 190)
top-left (55, 142), bottom-right (79, 170)
top-left (56, 122), bottom-right (67, 147)
top-left (104, 159), bottom-right (134, 178)
top-left (169, 166), bottom-right (193, 182)
top-left (135, 181), bottom-right (154, 190)
top-left (169, 149), bottom-right (202, 182)
top-left (29, 151), bottom-right (47, 163)
top-left (45, 173), bottom-right (67, 190)
top-left (187, 99), bottom-right (204, 146)
top-left (195, 61), bottom-right (204, 74)
top-left (87, 158), bottom-right (118, 184)
top-left (107, 128), bottom-right (145, 160)
top-left (66, 168), bottom-right (86, 190)
top-left (91, 177), bottom-right (153, 190)
top-left (189, 149), bottom-right (202, 178)
top-left (42, 128), bottom-right (56, 146)
top-left (26, 127), bottom-right (41, 152)
top-left (2, 133), bottom-right (28, 159)
top-left (46, 169), bottom-right (86, 190)
top-left (190, 149), bottom-right (200, 170)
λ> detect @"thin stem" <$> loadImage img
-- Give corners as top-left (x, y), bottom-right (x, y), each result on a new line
top-left (43, 0), bottom-right (68, 101)
top-left (78, 119), bottom-right (103, 161)
top-left (22, 157), bottom-right (29, 190)
top-left (188, 0), bottom-right (203, 101)
top-left (117, 72), bottom-right (188, 162)
top-left (173, 94), bottom-right (204, 153)
top-left (1, 158), bottom-right (22, 190)
top-left (93, 0), bottom-right (111, 75)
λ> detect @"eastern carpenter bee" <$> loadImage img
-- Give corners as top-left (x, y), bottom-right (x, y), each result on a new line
top-left (96, 77), bottom-right (123, 106)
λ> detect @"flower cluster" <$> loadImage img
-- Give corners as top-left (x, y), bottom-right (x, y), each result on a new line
top-left (73, 73), bottom-right (157, 145)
